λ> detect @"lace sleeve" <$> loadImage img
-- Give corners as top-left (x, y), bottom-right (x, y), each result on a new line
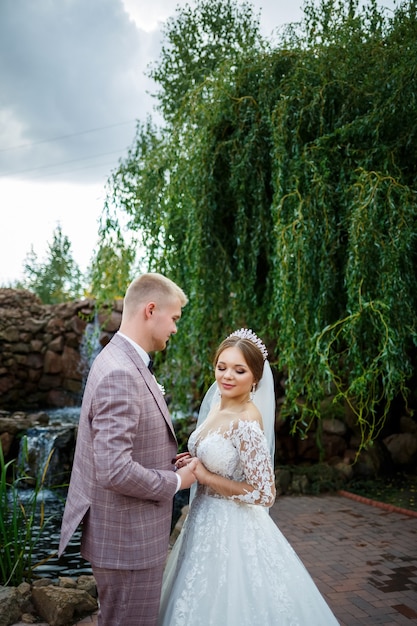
top-left (230, 420), bottom-right (276, 507)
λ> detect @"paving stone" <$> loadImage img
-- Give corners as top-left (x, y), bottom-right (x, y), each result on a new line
top-left (69, 492), bottom-right (416, 626)
top-left (270, 493), bottom-right (417, 626)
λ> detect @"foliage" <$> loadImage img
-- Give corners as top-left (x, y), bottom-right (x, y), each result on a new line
top-left (101, 0), bottom-right (417, 447)
top-left (277, 463), bottom-right (347, 495)
top-left (269, 0), bottom-right (417, 446)
top-left (346, 472), bottom-right (417, 511)
top-left (87, 200), bottom-right (137, 307)
top-left (0, 278), bottom-right (26, 289)
top-left (23, 224), bottom-right (84, 303)
top-left (147, 0), bottom-right (265, 122)
top-left (0, 439), bottom-right (56, 586)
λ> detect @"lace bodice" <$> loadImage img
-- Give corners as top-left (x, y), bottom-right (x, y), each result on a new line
top-left (188, 417), bottom-right (275, 507)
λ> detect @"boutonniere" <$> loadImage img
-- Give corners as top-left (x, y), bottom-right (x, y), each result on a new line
top-left (156, 381), bottom-right (166, 396)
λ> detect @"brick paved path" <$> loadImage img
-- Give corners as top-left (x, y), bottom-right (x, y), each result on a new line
top-left (270, 494), bottom-right (417, 625)
top-left (69, 493), bottom-right (417, 625)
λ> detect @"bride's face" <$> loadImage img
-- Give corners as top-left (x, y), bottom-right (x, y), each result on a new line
top-left (215, 346), bottom-right (255, 401)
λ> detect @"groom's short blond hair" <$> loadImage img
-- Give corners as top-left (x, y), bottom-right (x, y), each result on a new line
top-left (123, 272), bottom-right (188, 314)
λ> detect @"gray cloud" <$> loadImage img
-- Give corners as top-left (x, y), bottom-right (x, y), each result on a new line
top-left (0, 0), bottom-right (161, 183)
top-left (0, 0), bottom-right (395, 186)
top-left (0, 0), bottom-right (397, 285)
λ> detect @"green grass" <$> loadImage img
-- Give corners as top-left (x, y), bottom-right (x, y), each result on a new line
top-left (346, 472), bottom-right (417, 512)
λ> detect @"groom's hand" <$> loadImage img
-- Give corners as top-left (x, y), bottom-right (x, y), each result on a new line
top-left (176, 457), bottom-right (198, 489)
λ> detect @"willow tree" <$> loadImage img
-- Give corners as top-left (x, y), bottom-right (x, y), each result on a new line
top-left (100, 0), bottom-right (417, 446)
top-left (100, 0), bottom-right (268, 403)
top-left (270, 0), bottom-right (417, 445)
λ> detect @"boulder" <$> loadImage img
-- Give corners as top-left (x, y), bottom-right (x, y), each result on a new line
top-left (31, 585), bottom-right (97, 626)
top-left (0, 586), bottom-right (21, 626)
top-left (383, 432), bottom-right (417, 467)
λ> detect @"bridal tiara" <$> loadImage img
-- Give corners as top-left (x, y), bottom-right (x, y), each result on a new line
top-left (227, 328), bottom-right (268, 361)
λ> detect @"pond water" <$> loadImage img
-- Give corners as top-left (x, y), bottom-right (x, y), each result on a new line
top-left (25, 487), bottom-right (189, 581)
top-left (18, 406), bottom-right (189, 580)
top-left (17, 488), bottom-right (92, 580)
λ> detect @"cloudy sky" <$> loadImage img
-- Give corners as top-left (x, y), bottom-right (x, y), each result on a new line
top-left (0, 0), bottom-right (395, 285)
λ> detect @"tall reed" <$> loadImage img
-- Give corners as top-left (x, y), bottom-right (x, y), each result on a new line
top-left (0, 436), bottom-right (56, 586)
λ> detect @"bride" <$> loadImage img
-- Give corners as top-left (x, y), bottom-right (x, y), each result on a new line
top-left (159, 329), bottom-right (339, 625)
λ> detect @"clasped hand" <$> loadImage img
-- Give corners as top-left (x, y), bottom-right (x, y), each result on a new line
top-left (173, 452), bottom-right (210, 487)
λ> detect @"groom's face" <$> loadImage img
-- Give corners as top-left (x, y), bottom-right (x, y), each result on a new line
top-left (149, 297), bottom-right (182, 352)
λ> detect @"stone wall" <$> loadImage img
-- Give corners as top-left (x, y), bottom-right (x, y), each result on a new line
top-left (1, 288), bottom-right (416, 478)
top-left (0, 289), bottom-right (122, 410)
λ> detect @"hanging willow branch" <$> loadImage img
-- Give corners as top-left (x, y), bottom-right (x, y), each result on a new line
top-left (100, 0), bottom-right (417, 443)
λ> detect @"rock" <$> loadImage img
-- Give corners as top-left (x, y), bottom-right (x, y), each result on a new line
top-left (57, 577), bottom-right (76, 589)
top-left (291, 474), bottom-right (310, 494)
top-left (31, 585), bottom-right (98, 626)
top-left (20, 613), bottom-right (37, 623)
top-left (32, 578), bottom-right (54, 588)
top-left (275, 467), bottom-right (292, 495)
top-left (322, 418), bottom-right (347, 436)
top-left (98, 309), bottom-right (122, 333)
top-left (16, 583), bottom-right (33, 615)
top-left (0, 586), bottom-right (21, 626)
top-left (76, 575), bottom-right (97, 597)
top-left (297, 433), bottom-right (320, 462)
top-left (353, 441), bottom-right (393, 478)
top-left (383, 432), bottom-right (417, 466)
top-left (30, 412), bottom-right (50, 425)
top-left (0, 289), bottom-right (121, 410)
top-left (169, 505), bottom-right (189, 548)
top-left (323, 433), bottom-right (347, 458)
top-left (0, 577), bottom-right (98, 626)
top-left (0, 414), bottom-right (43, 435)
top-left (0, 431), bottom-right (13, 456)
top-left (332, 461), bottom-right (354, 481)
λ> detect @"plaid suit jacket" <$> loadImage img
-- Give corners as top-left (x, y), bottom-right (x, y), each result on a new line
top-left (58, 333), bottom-right (179, 569)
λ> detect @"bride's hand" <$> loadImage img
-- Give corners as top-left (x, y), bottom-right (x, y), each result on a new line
top-left (173, 452), bottom-right (192, 469)
top-left (191, 459), bottom-right (211, 484)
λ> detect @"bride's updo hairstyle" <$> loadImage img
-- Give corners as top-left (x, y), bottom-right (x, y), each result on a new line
top-left (214, 334), bottom-right (265, 384)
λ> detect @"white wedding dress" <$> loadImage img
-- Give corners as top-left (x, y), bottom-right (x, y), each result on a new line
top-left (159, 415), bottom-right (339, 626)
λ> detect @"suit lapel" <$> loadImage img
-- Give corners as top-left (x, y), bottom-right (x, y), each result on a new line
top-left (111, 334), bottom-right (177, 441)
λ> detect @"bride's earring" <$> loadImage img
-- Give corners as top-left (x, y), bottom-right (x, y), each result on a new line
top-left (250, 383), bottom-right (256, 401)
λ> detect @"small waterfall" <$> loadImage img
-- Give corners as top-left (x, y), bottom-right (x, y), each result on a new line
top-left (10, 467), bottom-right (92, 579)
top-left (18, 423), bottom-right (76, 488)
top-left (15, 315), bottom-right (102, 487)
top-left (9, 317), bottom-right (104, 579)
top-left (13, 407), bottom-right (88, 579)
top-left (79, 313), bottom-right (102, 394)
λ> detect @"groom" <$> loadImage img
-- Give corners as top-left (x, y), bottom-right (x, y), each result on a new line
top-left (59, 273), bottom-right (197, 626)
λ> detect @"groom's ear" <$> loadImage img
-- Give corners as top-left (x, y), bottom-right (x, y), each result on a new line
top-left (145, 302), bottom-right (156, 319)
